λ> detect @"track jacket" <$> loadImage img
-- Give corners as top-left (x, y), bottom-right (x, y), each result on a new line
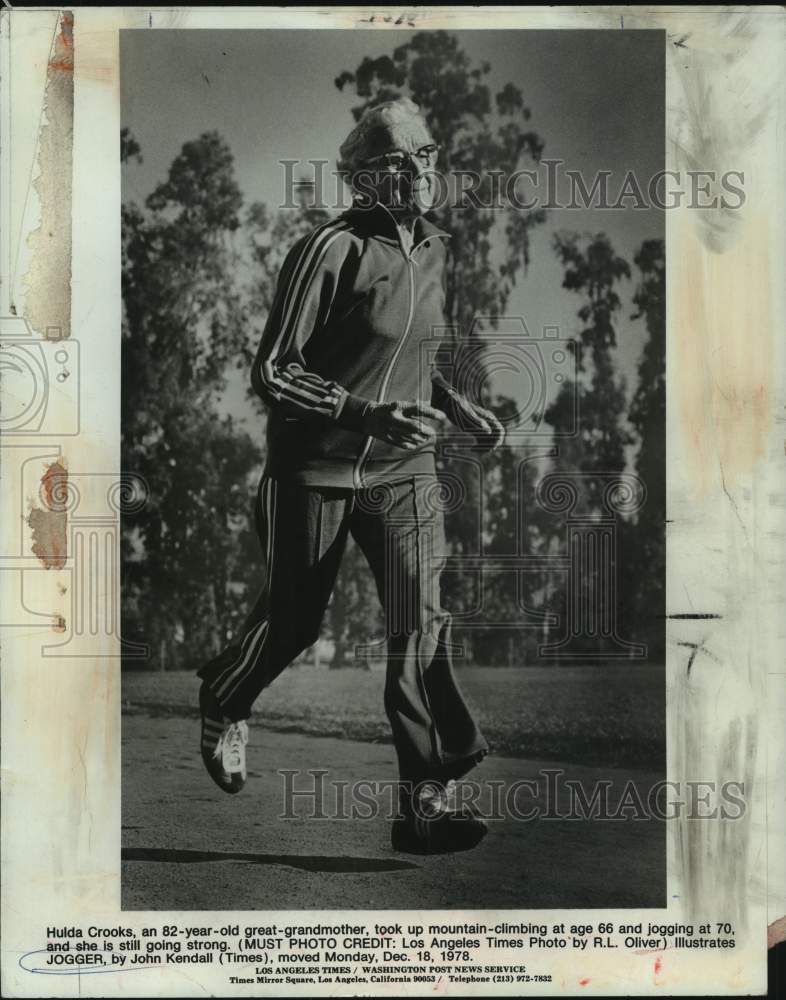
top-left (252, 202), bottom-right (460, 489)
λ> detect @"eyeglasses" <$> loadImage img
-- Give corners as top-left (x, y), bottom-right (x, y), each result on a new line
top-left (360, 143), bottom-right (441, 172)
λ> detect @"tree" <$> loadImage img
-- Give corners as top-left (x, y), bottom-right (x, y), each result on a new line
top-left (541, 233), bottom-right (635, 658)
top-left (476, 396), bottom-right (540, 666)
top-left (121, 130), bottom-right (263, 669)
top-left (624, 239), bottom-right (666, 659)
top-left (546, 232), bottom-right (632, 492)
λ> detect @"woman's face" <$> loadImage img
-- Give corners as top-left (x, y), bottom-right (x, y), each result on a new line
top-left (355, 118), bottom-right (440, 216)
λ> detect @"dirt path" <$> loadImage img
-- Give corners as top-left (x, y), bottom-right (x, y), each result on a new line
top-left (122, 711), bottom-right (665, 912)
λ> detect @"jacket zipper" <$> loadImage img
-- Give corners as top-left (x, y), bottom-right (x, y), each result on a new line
top-left (353, 254), bottom-right (416, 489)
top-left (352, 230), bottom-right (450, 490)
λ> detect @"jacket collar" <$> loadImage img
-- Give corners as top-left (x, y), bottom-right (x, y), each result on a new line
top-left (342, 200), bottom-right (451, 250)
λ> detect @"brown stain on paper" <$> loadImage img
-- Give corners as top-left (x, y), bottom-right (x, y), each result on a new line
top-left (28, 460), bottom-right (68, 569)
top-left (665, 11), bottom-right (779, 971)
top-left (22, 11), bottom-right (73, 338)
top-left (669, 13), bottom-right (775, 494)
top-left (675, 213), bottom-right (772, 495)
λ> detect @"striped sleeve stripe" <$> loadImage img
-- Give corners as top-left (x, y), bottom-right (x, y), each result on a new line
top-left (264, 383), bottom-right (340, 413)
top-left (275, 384), bottom-right (339, 413)
top-left (269, 222), bottom-right (335, 353)
top-left (273, 368), bottom-right (343, 412)
top-left (258, 221), bottom-right (350, 413)
top-left (275, 220), bottom-right (350, 354)
top-left (279, 372), bottom-right (343, 403)
top-left (279, 380), bottom-right (341, 405)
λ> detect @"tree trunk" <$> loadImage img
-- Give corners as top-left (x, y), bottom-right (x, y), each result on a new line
top-left (331, 637), bottom-right (346, 671)
top-left (329, 586), bottom-right (347, 670)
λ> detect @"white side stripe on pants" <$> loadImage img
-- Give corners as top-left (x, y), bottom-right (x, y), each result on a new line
top-left (214, 477), bottom-right (278, 701)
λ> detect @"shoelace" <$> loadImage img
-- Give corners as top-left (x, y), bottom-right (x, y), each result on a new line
top-left (222, 721), bottom-right (248, 771)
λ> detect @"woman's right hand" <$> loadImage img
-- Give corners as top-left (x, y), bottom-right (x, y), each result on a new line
top-left (363, 400), bottom-right (447, 450)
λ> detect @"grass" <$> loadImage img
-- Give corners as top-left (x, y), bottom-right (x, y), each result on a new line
top-left (123, 662), bottom-right (664, 771)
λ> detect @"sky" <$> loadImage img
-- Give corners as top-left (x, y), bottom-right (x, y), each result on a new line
top-left (120, 28), bottom-right (664, 429)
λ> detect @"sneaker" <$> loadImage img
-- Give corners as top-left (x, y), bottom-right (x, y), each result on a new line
top-left (199, 682), bottom-right (248, 794)
top-left (391, 781), bottom-right (488, 855)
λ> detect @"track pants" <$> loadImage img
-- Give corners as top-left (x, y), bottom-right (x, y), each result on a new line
top-left (197, 473), bottom-right (488, 786)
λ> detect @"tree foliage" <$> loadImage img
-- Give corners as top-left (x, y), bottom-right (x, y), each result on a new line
top-left (546, 234), bottom-right (633, 499)
top-left (624, 239), bottom-right (666, 658)
top-left (543, 233), bottom-right (664, 661)
top-left (121, 130), bottom-right (263, 669)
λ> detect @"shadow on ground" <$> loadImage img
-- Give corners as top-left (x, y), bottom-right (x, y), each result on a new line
top-left (122, 847), bottom-right (418, 873)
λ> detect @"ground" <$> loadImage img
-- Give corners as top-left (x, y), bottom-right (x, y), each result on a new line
top-left (122, 665), bottom-right (665, 911)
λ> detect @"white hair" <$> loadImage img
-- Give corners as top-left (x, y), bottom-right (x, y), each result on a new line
top-left (337, 97), bottom-right (427, 181)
